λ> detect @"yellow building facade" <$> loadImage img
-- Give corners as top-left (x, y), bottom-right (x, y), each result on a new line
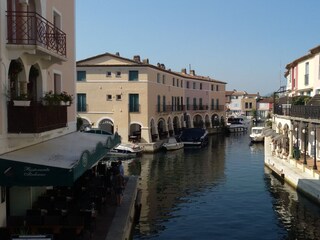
top-left (77, 53), bottom-right (226, 143)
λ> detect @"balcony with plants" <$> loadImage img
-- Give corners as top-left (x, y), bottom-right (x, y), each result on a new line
top-left (6, 61), bottom-right (72, 134)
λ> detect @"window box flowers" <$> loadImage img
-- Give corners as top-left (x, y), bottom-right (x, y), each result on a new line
top-left (13, 94), bottom-right (31, 106)
top-left (41, 90), bottom-right (73, 106)
top-left (59, 91), bottom-right (73, 106)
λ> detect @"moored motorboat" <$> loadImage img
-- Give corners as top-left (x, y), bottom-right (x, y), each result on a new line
top-left (250, 126), bottom-right (265, 142)
top-left (162, 137), bottom-right (184, 151)
top-left (107, 143), bottom-right (143, 157)
top-left (178, 128), bottom-right (208, 147)
top-left (226, 116), bottom-right (250, 133)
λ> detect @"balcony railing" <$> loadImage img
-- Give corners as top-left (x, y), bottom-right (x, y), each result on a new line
top-left (7, 102), bottom-right (67, 133)
top-left (7, 11), bottom-right (66, 57)
top-left (274, 104), bottom-right (320, 119)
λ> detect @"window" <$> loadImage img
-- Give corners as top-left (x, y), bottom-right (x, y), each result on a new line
top-left (193, 98), bottom-right (197, 110)
top-left (77, 94), bottom-right (87, 112)
top-left (186, 81), bottom-right (189, 89)
top-left (211, 85), bottom-right (214, 91)
top-left (177, 79), bottom-right (179, 86)
top-left (249, 102), bottom-right (252, 108)
top-left (216, 85), bottom-right (219, 91)
top-left (129, 71), bottom-right (139, 81)
top-left (193, 82), bottom-right (196, 89)
top-left (211, 99), bottom-right (215, 110)
top-left (116, 71), bottom-right (121, 78)
top-left (245, 102), bottom-right (249, 108)
top-left (162, 75), bottom-right (166, 84)
top-left (200, 83), bottom-right (202, 90)
top-left (162, 96), bottom-right (166, 111)
top-left (181, 80), bottom-right (183, 88)
top-left (106, 72), bottom-right (111, 77)
top-left (129, 94), bottom-right (139, 112)
top-left (107, 94), bottom-right (112, 101)
top-left (77, 71), bottom-right (86, 81)
top-left (116, 95), bottom-right (122, 100)
top-left (157, 73), bottom-right (160, 83)
top-left (186, 97), bottom-right (190, 110)
top-left (173, 78), bottom-right (175, 86)
top-left (157, 95), bottom-right (161, 112)
top-left (216, 99), bottom-right (219, 110)
top-left (199, 98), bottom-right (203, 109)
top-left (54, 73), bottom-right (61, 94)
top-left (305, 62), bottom-right (309, 85)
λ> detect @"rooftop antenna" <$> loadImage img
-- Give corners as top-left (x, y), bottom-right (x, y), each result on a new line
top-left (189, 64), bottom-right (191, 72)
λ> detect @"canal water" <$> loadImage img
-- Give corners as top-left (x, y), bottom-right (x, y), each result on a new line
top-left (124, 132), bottom-right (320, 240)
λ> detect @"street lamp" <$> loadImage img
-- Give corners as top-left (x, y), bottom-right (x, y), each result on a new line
top-left (311, 128), bottom-right (317, 170)
top-left (302, 125), bottom-right (308, 165)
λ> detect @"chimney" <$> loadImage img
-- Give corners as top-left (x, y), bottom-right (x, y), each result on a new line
top-left (133, 55), bottom-right (141, 62)
top-left (181, 68), bottom-right (187, 74)
top-left (142, 58), bottom-right (149, 64)
top-left (115, 52), bottom-right (120, 56)
top-left (190, 69), bottom-right (196, 76)
top-left (160, 64), bottom-right (165, 69)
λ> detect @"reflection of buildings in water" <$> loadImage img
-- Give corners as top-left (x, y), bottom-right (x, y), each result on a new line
top-left (249, 143), bottom-right (264, 153)
top-left (135, 135), bottom-right (227, 235)
top-left (265, 167), bottom-right (320, 239)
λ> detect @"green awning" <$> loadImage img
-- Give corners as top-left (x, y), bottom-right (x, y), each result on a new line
top-left (0, 132), bottom-right (120, 186)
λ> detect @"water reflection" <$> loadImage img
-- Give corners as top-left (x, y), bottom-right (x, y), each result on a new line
top-left (265, 167), bottom-right (320, 240)
top-left (123, 134), bottom-right (320, 240)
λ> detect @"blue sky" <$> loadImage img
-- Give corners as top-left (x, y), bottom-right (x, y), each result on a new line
top-left (76, 0), bottom-right (320, 96)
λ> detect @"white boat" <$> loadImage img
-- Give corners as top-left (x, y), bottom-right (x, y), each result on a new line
top-left (108, 143), bottom-right (143, 157)
top-left (162, 137), bottom-right (184, 151)
top-left (249, 126), bottom-right (265, 142)
top-left (226, 116), bottom-right (250, 133)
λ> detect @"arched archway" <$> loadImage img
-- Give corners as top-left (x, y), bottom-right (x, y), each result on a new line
top-left (28, 65), bottom-right (41, 101)
top-left (129, 123), bottom-right (142, 142)
top-left (98, 118), bottom-right (114, 134)
top-left (8, 59), bottom-right (26, 100)
top-left (211, 114), bottom-right (219, 127)
top-left (193, 114), bottom-right (203, 128)
top-left (158, 118), bottom-right (168, 139)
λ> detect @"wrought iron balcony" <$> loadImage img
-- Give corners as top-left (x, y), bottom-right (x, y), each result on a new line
top-left (7, 11), bottom-right (66, 57)
top-left (274, 104), bottom-right (320, 119)
top-left (7, 102), bottom-right (67, 133)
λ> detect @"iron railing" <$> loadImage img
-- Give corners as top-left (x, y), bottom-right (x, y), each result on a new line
top-left (7, 102), bottom-right (67, 133)
top-left (274, 104), bottom-right (320, 119)
top-left (7, 11), bottom-right (66, 57)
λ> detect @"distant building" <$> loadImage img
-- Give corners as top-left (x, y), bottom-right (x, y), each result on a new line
top-left (257, 97), bottom-right (273, 119)
top-left (226, 90), bottom-right (259, 117)
top-left (285, 45), bottom-right (320, 97)
top-left (76, 53), bottom-right (227, 143)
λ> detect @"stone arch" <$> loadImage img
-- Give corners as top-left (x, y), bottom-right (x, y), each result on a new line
top-left (158, 118), bottom-right (168, 139)
top-left (79, 117), bottom-right (92, 131)
top-left (98, 118), bottom-right (114, 134)
top-left (28, 64), bottom-right (42, 101)
top-left (193, 114), bottom-right (204, 128)
top-left (211, 114), bottom-right (219, 127)
top-left (8, 59), bottom-right (27, 100)
top-left (129, 122), bottom-right (142, 142)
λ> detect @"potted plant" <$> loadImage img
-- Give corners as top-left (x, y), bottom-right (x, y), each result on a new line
top-left (13, 93), bottom-right (31, 106)
top-left (59, 91), bottom-right (73, 106)
top-left (41, 90), bottom-right (61, 105)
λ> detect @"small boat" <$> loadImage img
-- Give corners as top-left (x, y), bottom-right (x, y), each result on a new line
top-left (108, 143), bottom-right (143, 157)
top-left (226, 116), bottom-right (250, 133)
top-left (162, 137), bottom-right (184, 151)
top-left (249, 126), bottom-right (265, 142)
top-left (178, 128), bottom-right (208, 147)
